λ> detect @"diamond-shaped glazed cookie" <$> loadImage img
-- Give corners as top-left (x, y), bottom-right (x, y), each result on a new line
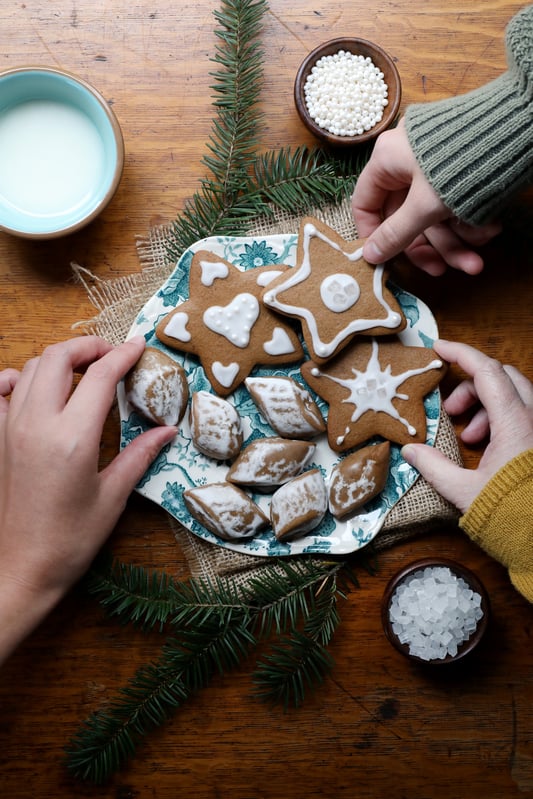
top-left (245, 376), bottom-right (325, 439)
top-left (124, 346), bottom-right (188, 426)
top-left (328, 441), bottom-right (390, 518)
top-left (226, 437), bottom-right (315, 489)
top-left (270, 469), bottom-right (328, 541)
top-left (183, 482), bottom-right (269, 541)
top-left (190, 391), bottom-right (243, 460)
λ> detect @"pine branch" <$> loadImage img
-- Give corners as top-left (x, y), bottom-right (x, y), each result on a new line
top-left (252, 567), bottom-right (343, 708)
top-left (87, 555), bottom-right (179, 631)
top-left (252, 631), bottom-right (336, 710)
top-left (166, 0), bottom-right (267, 260)
top-left (66, 617), bottom-right (256, 783)
top-left (165, 0), bottom-right (374, 262)
top-left (250, 146), bottom-right (348, 212)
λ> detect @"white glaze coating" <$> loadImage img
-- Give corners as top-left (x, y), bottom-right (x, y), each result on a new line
top-left (310, 339), bottom-right (442, 444)
top-left (270, 469), bottom-right (328, 540)
top-left (256, 269), bottom-right (284, 286)
top-left (320, 273), bottom-right (360, 312)
top-left (183, 482), bottom-right (268, 540)
top-left (190, 390), bottom-right (242, 460)
top-left (227, 438), bottom-right (315, 487)
top-left (263, 222), bottom-right (403, 359)
top-left (211, 361), bottom-right (240, 388)
top-left (245, 376), bottom-right (325, 438)
top-left (328, 458), bottom-right (377, 517)
top-left (126, 352), bottom-right (187, 426)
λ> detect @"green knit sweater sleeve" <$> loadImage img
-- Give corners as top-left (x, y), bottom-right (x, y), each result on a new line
top-left (404, 4), bottom-right (533, 225)
top-left (459, 449), bottom-right (533, 603)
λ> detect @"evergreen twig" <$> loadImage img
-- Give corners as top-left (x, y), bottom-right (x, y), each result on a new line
top-left (67, 558), bottom-right (353, 781)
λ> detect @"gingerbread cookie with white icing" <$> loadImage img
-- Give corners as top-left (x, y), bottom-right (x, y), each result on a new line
top-left (262, 217), bottom-right (406, 364)
top-left (183, 482), bottom-right (269, 541)
top-left (124, 346), bottom-right (188, 427)
top-left (155, 251), bottom-right (303, 396)
top-left (270, 468), bottom-right (328, 541)
top-left (226, 437), bottom-right (316, 489)
top-left (328, 441), bottom-right (390, 518)
top-left (245, 375), bottom-right (325, 439)
top-left (190, 391), bottom-right (243, 460)
top-left (301, 337), bottom-right (446, 451)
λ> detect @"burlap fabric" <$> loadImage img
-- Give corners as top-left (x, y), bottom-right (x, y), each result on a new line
top-left (73, 199), bottom-right (462, 582)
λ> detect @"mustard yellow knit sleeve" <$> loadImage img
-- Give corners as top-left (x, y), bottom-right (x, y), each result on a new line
top-left (459, 449), bottom-right (533, 603)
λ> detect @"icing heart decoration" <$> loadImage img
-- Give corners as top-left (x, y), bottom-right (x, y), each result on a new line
top-left (163, 311), bottom-right (191, 342)
top-left (203, 292), bottom-right (260, 348)
top-left (212, 361), bottom-right (240, 389)
top-left (263, 326), bottom-right (298, 356)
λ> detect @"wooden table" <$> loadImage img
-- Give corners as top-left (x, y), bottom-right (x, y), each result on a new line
top-left (0, 1), bottom-right (531, 797)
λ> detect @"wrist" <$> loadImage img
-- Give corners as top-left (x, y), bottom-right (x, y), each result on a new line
top-left (0, 571), bottom-right (63, 665)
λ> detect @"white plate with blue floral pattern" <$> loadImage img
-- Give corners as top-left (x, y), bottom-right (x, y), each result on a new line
top-left (117, 232), bottom-right (440, 557)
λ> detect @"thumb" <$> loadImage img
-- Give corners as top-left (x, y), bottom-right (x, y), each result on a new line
top-left (363, 182), bottom-right (448, 264)
top-left (101, 425), bottom-right (177, 508)
top-left (401, 443), bottom-right (473, 514)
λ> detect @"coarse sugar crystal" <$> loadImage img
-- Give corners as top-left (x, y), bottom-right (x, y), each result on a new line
top-left (303, 50), bottom-right (389, 136)
top-left (388, 566), bottom-right (484, 661)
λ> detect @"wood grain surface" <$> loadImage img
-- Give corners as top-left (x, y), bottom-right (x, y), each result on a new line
top-left (0, 1), bottom-right (531, 797)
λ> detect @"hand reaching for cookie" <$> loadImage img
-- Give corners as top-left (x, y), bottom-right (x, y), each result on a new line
top-left (0, 336), bottom-right (177, 665)
top-left (401, 339), bottom-right (533, 513)
top-left (351, 121), bottom-right (502, 276)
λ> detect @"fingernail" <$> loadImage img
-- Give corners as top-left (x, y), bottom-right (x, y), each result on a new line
top-left (364, 241), bottom-right (384, 264)
top-left (127, 335), bottom-right (146, 347)
top-left (401, 445), bottom-right (417, 465)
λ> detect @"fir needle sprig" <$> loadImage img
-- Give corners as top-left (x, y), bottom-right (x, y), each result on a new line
top-left (165, 0), bottom-right (371, 260)
top-left (67, 557), bottom-right (355, 783)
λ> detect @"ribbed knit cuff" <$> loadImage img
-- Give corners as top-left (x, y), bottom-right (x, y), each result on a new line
top-left (404, 6), bottom-right (533, 225)
top-left (459, 449), bottom-right (533, 603)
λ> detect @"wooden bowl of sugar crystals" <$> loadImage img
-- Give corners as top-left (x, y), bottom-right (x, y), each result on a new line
top-left (381, 558), bottom-right (491, 666)
top-left (294, 37), bottom-right (401, 146)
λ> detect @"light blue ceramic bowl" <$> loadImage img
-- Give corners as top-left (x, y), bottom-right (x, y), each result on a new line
top-left (0, 66), bottom-right (124, 238)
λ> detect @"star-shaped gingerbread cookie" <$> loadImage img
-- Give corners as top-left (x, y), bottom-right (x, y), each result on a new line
top-left (300, 337), bottom-right (446, 451)
top-left (155, 251), bottom-right (304, 396)
top-left (262, 217), bottom-right (406, 364)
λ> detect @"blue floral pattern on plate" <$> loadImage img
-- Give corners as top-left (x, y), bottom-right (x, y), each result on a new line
top-left (117, 233), bottom-right (440, 557)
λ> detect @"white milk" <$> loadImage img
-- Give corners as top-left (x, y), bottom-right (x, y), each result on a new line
top-left (0, 100), bottom-right (105, 216)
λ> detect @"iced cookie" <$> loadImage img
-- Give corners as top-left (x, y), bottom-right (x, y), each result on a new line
top-left (301, 337), bottom-right (446, 451)
top-left (124, 346), bottom-right (188, 426)
top-left (190, 391), bottom-right (243, 460)
top-left (155, 251), bottom-right (304, 396)
top-left (262, 217), bottom-right (406, 363)
top-left (270, 469), bottom-right (328, 541)
top-left (328, 441), bottom-right (390, 518)
top-left (183, 482), bottom-right (269, 541)
top-left (245, 376), bottom-right (325, 439)
top-left (226, 437), bottom-right (316, 489)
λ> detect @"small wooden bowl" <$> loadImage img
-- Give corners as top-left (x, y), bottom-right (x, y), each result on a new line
top-left (294, 37), bottom-right (401, 147)
top-left (381, 558), bottom-right (490, 666)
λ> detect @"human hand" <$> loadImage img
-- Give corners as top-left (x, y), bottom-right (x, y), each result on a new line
top-left (0, 336), bottom-right (177, 660)
top-left (351, 120), bottom-right (502, 276)
top-left (401, 339), bottom-right (533, 514)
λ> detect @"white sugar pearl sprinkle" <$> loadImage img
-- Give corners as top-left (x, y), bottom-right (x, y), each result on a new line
top-left (303, 50), bottom-right (389, 137)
